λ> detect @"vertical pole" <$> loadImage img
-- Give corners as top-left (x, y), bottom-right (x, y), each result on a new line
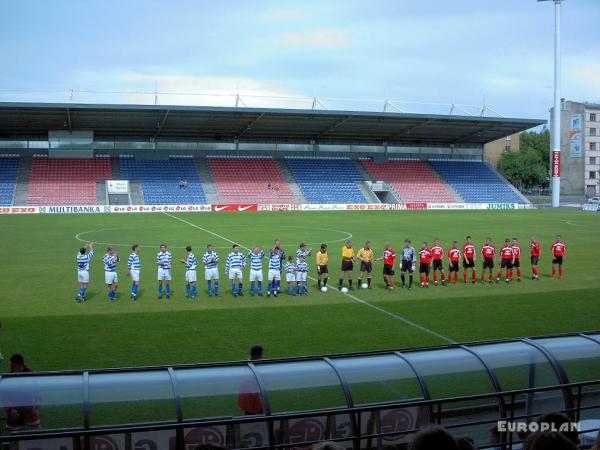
top-left (551, 0), bottom-right (562, 207)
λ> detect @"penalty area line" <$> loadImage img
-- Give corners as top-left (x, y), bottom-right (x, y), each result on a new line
top-left (162, 212), bottom-right (456, 344)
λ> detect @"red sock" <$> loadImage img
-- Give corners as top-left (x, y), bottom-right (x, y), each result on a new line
top-left (472, 270), bottom-right (477, 281)
top-left (481, 273), bottom-right (485, 282)
top-left (489, 273), bottom-right (493, 281)
top-left (532, 266), bottom-right (538, 276)
top-left (517, 269), bottom-right (521, 279)
top-left (426, 275), bottom-right (430, 283)
top-left (508, 270), bottom-right (513, 279)
top-left (559, 267), bottom-right (564, 278)
top-left (463, 272), bottom-right (468, 283)
top-left (420, 275), bottom-right (425, 284)
top-left (454, 273), bottom-right (458, 283)
top-left (552, 266), bottom-right (556, 278)
top-left (497, 271), bottom-right (503, 279)
top-left (441, 272), bottom-right (446, 281)
top-left (433, 273), bottom-right (438, 283)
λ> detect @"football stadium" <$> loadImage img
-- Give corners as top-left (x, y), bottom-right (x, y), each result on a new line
top-left (1, 2), bottom-right (600, 450)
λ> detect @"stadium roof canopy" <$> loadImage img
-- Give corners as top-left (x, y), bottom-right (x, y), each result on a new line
top-left (0, 102), bottom-right (545, 145)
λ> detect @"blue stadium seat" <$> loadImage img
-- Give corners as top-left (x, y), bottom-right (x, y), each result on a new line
top-left (0, 157), bottom-right (19, 206)
top-left (430, 160), bottom-right (525, 204)
top-left (120, 159), bottom-right (206, 205)
top-left (286, 158), bottom-right (367, 203)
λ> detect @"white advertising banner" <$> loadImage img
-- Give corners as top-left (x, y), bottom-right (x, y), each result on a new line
top-left (106, 180), bottom-right (130, 194)
top-left (111, 204), bottom-right (212, 213)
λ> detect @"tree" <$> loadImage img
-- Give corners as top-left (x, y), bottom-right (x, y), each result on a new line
top-left (498, 130), bottom-right (550, 189)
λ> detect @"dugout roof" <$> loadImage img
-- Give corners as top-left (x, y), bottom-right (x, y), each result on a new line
top-left (0, 102), bottom-right (545, 145)
top-left (1, 331), bottom-right (599, 433)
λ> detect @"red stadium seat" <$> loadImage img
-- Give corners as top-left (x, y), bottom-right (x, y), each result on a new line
top-left (361, 160), bottom-right (456, 203)
top-left (27, 158), bottom-right (111, 205)
top-left (208, 158), bottom-right (296, 203)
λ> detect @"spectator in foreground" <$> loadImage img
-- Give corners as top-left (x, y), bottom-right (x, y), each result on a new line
top-left (591, 430), bottom-right (600, 450)
top-left (310, 442), bottom-right (345, 450)
top-left (5, 354), bottom-right (41, 432)
top-left (250, 345), bottom-right (263, 361)
top-left (536, 412), bottom-right (578, 446)
top-left (408, 426), bottom-right (459, 450)
top-left (456, 436), bottom-right (477, 450)
top-left (237, 345), bottom-right (264, 415)
top-left (522, 431), bottom-right (577, 450)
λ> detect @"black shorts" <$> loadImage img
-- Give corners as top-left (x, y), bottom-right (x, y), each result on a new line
top-left (360, 261), bottom-right (373, 273)
top-left (530, 256), bottom-right (539, 265)
top-left (449, 261), bottom-right (459, 272)
top-left (419, 262), bottom-right (430, 274)
top-left (483, 258), bottom-right (494, 269)
top-left (341, 260), bottom-right (354, 271)
top-left (513, 259), bottom-right (521, 268)
top-left (500, 258), bottom-right (513, 269)
top-left (383, 264), bottom-right (395, 276)
top-left (552, 255), bottom-right (563, 265)
top-left (432, 259), bottom-right (443, 271)
top-left (463, 258), bottom-right (475, 268)
top-left (317, 265), bottom-right (329, 274)
top-left (401, 260), bottom-right (414, 272)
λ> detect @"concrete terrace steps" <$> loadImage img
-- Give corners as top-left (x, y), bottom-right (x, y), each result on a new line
top-left (275, 159), bottom-right (308, 204)
top-left (13, 156), bottom-right (31, 206)
top-left (195, 158), bottom-right (221, 204)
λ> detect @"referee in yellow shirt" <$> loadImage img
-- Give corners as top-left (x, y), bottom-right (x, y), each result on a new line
top-left (357, 241), bottom-right (374, 289)
top-left (316, 244), bottom-right (329, 289)
top-left (339, 240), bottom-right (355, 290)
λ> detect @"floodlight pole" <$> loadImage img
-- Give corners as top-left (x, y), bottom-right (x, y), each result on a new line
top-left (541, 0), bottom-right (563, 207)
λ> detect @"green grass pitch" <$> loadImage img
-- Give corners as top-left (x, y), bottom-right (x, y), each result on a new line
top-left (1, 209), bottom-right (599, 373)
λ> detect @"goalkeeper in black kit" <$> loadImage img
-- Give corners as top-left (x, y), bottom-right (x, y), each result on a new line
top-left (400, 239), bottom-right (416, 289)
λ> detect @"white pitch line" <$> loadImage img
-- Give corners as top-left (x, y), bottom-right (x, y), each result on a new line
top-left (162, 212), bottom-right (455, 344)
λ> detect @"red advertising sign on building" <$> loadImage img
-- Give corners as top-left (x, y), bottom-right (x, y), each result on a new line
top-left (552, 150), bottom-right (561, 177)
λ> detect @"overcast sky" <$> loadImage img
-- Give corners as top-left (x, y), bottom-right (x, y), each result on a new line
top-left (0, 0), bottom-right (598, 119)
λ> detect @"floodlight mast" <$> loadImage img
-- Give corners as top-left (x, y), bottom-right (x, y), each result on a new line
top-left (539, 0), bottom-right (563, 207)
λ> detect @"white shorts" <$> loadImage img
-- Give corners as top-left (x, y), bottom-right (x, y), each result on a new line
top-left (186, 270), bottom-right (197, 283)
top-left (296, 272), bottom-right (307, 282)
top-left (205, 267), bottom-right (219, 280)
top-left (286, 273), bottom-right (296, 283)
top-left (77, 270), bottom-right (89, 283)
top-left (105, 271), bottom-right (118, 285)
top-left (228, 268), bottom-right (243, 280)
top-left (129, 269), bottom-right (140, 282)
top-left (268, 269), bottom-right (281, 281)
top-left (158, 267), bottom-right (172, 281)
top-left (249, 269), bottom-right (263, 282)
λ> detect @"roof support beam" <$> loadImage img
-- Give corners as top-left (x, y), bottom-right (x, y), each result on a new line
top-left (153, 109), bottom-right (170, 140)
top-left (237, 113), bottom-right (265, 138)
top-left (314, 116), bottom-right (351, 138)
top-left (385, 118), bottom-right (435, 141)
top-left (453, 124), bottom-right (498, 143)
top-left (66, 108), bottom-right (72, 132)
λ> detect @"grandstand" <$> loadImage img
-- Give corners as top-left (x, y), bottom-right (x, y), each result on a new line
top-left (208, 157), bottom-right (296, 204)
top-left (0, 156), bottom-right (19, 206)
top-left (26, 157), bottom-right (111, 206)
top-left (361, 159), bottom-right (458, 203)
top-left (286, 157), bottom-right (367, 203)
top-left (0, 103), bottom-right (543, 206)
top-left (431, 160), bottom-right (527, 204)
top-left (119, 157), bottom-right (207, 205)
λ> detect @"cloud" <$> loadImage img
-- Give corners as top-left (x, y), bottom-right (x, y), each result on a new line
top-left (279, 29), bottom-right (349, 49)
top-left (567, 62), bottom-right (600, 93)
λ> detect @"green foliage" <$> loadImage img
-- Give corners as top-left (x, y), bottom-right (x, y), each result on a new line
top-left (499, 130), bottom-right (550, 188)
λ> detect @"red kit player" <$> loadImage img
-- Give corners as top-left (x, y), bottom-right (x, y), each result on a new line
top-left (481, 238), bottom-right (496, 284)
top-left (530, 235), bottom-right (541, 281)
top-left (551, 235), bottom-right (566, 279)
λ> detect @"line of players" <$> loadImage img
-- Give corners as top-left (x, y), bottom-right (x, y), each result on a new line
top-left (74, 235), bottom-right (567, 301)
top-left (75, 240), bottom-right (312, 302)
